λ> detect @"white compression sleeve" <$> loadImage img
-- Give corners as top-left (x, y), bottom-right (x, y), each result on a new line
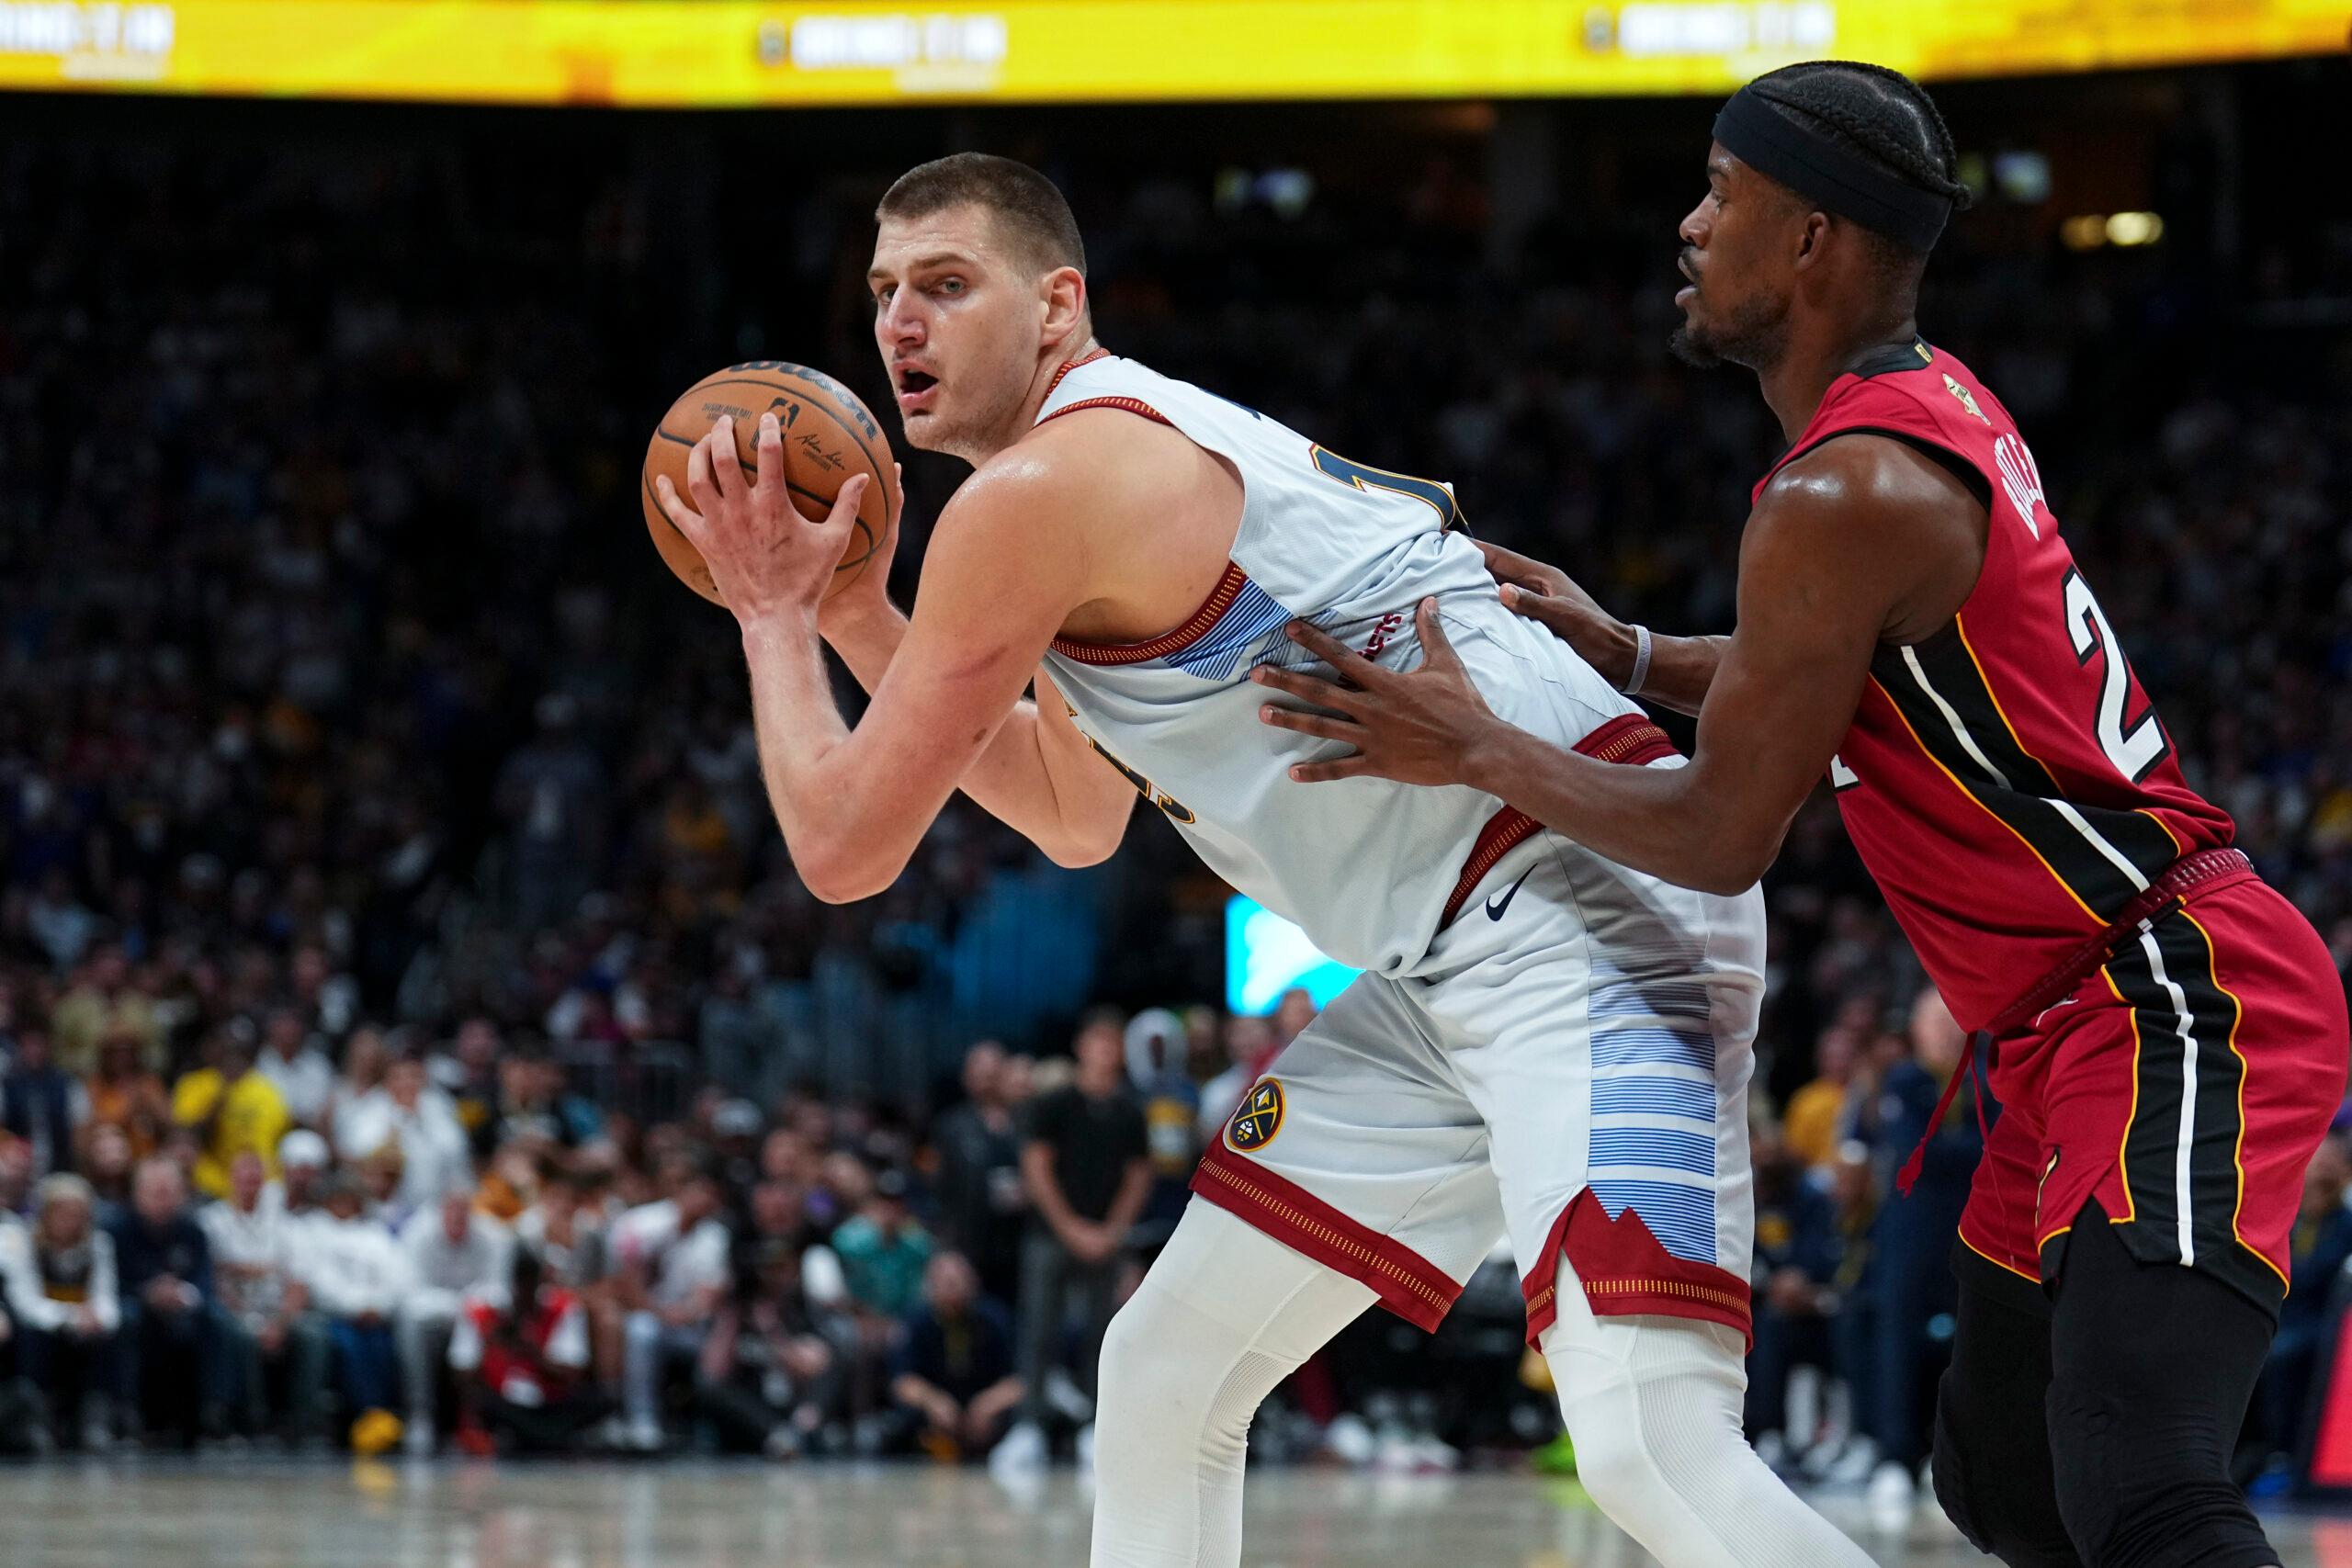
top-left (1542, 1264), bottom-right (1880, 1568)
top-left (1090, 1200), bottom-right (1377, 1568)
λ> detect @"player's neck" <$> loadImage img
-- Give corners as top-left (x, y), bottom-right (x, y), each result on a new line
top-left (1758, 313), bottom-right (1919, 444)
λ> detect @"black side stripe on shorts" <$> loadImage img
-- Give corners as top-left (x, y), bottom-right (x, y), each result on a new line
top-left (2102, 912), bottom-right (2245, 1272)
top-left (1874, 626), bottom-right (2180, 920)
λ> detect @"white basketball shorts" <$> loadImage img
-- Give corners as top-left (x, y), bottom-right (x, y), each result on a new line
top-left (1192, 827), bottom-right (1767, 1346)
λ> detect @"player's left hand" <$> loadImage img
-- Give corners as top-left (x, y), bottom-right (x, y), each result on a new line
top-left (1253, 598), bottom-right (1504, 786)
top-left (653, 411), bottom-right (871, 626)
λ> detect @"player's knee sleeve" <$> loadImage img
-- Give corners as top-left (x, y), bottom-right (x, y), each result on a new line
top-left (1547, 1313), bottom-right (1875, 1568)
top-left (1931, 1371), bottom-right (2080, 1568)
top-left (2043, 1212), bottom-right (2278, 1568)
top-left (1089, 1201), bottom-right (1373, 1568)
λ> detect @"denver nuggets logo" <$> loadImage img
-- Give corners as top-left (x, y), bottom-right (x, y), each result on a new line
top-left (1941, 373), bottom-right (1990, 425)
top-left (1227, 1079), bottom-right (1285, 1151)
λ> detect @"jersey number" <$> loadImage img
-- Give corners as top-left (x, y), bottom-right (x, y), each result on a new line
top-left (1308, 446), bottom-right (1464, 532)
top-left (2063, 570), bottom-right (2168, 784)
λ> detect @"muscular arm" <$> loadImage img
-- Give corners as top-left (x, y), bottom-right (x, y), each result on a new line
top-left (1260, 440), bottom-right (1984, 896)
top-left (1458, 441), bottom-right (1981, 893)
top-left (741, 457), bottom-right (1104, 902)
top-left (822, 602), bottom-right (1136, 868)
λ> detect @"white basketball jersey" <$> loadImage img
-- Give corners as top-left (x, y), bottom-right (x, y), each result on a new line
top-left (1037, 352), bottom-right (1648, 974)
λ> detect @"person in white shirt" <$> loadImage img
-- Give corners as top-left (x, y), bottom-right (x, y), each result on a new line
top-left (254, 1007), bottom-right (335, 1131)
top-left (394, 1186), bottom-right (510, 1452)
top-left (609, 1167), bottom-right (730, 1450)
top-left (2, 1174), bottom-right (120, 1449)
top-left (200, 1150), bottom-right (324, 1439)
top-left (334, 1055), bottom-right (469, 1218)
top-left (296, 1174), bottom-right (410, 1444)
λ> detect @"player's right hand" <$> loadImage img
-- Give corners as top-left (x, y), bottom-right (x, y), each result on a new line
top-left (1476, 541), bottom-right (1638, 688)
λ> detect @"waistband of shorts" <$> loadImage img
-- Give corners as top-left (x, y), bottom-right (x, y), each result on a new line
top-left (1982, 847), bottom-right (2256, 1038)
top-left (1436, 715), bottom-right (1679, 929)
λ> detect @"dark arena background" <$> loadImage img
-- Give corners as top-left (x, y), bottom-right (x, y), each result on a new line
top-left (0, 6), bottom-right (2348, 1565)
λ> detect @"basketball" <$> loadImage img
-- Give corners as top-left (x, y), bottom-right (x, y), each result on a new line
top-left (640, 361), bottom-right (900, 607)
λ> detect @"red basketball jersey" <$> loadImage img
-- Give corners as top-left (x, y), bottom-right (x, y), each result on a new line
top-left (1753, 341), bottom-right (2233, 1031)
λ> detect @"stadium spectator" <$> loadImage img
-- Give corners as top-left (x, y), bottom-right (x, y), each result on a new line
top-left (2, 1024), bottom-right (83, 1183)
top-left (611, 1163), bottom-right (731, 1450)
top-left (696, 1237), bottom-right (844, 1458)
top-left (932, 1041), bottom-right (1028, 1300)
top-left (1743, 1120), bottom-right (1844, 1466)
top-left (50, 946), bottom-right (162, 1078)
top-left (336, 1055), bottom-right (469, 1219)
top-left (171, 1023), bottom-right (290, 1200)
top-left (1780, 1024), bottom-right (1860, 1172)
top-left (108, 1156), bottom-right (220, 1444)
top-left (2250, 1133), bottom-right (2352, 1488)
top-left (1124, 1009), bottom-right (1203, 1244)
top-left (83, 1032), bottom-right (170, 1163)
top-left (201, 1149), bottom-right (323, 1440)
top-left (328, 1029), bottom-right (392, 1156)
top-left (396, 1187), bottom-right (513, 1453)
top-left (0, 1134), bottom-right (31, 1222)
top-left (255, 1005), bottom-right (335, 1131)
top-left (3, 1173), bottom-right (120, 1450)
top-left (298, 1173), bottom-right (409, 1454)
top-left (1003, 1012), bottom-right (1150, 1471)
top-left (448, 1246), bottom-right (606, 1455)
top-left (1196, 1011), bottom-right (1278, 1143)
top-left (892, 1250), bottom-right (1022, 1463)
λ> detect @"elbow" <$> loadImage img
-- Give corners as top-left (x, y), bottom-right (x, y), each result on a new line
top-left (1688, 828), bottom-right (1783, 897)
top-left (793, 836), bottom-right (899, 906)
top-left (1041, 830), bottom-right (1122, 870)
top-left (1038, 800), bottom-right (1130, 869)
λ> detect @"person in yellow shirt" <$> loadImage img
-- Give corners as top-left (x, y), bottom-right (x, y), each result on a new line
top-left (1780, 1024), bottom-right (1860, 1173)
top-left (171, 1024), bottom-right (291, 1200)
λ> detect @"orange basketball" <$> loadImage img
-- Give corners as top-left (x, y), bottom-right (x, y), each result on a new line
top-left (640, 361), bottom-right (899, 607)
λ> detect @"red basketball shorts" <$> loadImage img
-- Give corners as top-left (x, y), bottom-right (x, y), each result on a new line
top-left (1959, 878), bottom-right (2348, 1315)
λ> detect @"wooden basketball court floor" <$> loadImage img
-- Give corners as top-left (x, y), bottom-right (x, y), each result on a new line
top-left (6, 1459), bottom-right (2352, 1566)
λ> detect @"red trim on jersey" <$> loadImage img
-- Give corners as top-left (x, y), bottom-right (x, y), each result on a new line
top-left (1040, 393), bottom-right (1171, 431)
top-left (1049, 560), bottom-right (1249, 666)
top-left (1191, 1143), bottom-right (1461, 1332)
top-left (1437, 716), bottom-right (1678, 927)
top-left (1045, 346), bottom-right (1111, 397)
top-left (1524, 1189), bottom-right (1753, 1349)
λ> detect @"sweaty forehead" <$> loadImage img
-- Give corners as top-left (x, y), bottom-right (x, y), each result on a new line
top-left (870, 204), bottom-right (1015, 276)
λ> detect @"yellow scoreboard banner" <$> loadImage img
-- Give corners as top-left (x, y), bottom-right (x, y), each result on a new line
top-left (0, 1), bottom-right (2343, 107)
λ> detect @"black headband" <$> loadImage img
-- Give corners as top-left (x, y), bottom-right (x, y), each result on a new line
top-left (1713, 86), bottom-right (1952, 254)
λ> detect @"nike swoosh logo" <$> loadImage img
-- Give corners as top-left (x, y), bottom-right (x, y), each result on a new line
top-left (1486, 866), bottom-right (1534, 921)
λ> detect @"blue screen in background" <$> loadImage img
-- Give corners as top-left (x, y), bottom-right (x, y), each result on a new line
top-left (1225, 896), bottom-right (1361, 1014)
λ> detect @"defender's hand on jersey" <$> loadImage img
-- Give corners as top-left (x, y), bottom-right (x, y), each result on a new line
top-left (1476, 541), bottom-right (1641, 691)
top-left (1253, 598), bottom-right (1504, 786)
top-left (652, 412), bottom-right (872, 626)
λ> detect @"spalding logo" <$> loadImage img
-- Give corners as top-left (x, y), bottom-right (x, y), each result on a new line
top-left (1227, 1079), bottom-right (1285, 1151)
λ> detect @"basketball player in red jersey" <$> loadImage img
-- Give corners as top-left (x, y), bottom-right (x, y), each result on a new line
top-left (1255, 60), bottom-right (2346, 1568)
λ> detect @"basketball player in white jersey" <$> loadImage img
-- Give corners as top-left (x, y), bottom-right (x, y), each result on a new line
top-left (651, 154), bottom-right (1871, 1568)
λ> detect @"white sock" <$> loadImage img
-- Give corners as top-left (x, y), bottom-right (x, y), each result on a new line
top-left (1543, 1260), bottom-right (1879, 1568)
top-left (1089, 1200), bottom-right (1375, 1568)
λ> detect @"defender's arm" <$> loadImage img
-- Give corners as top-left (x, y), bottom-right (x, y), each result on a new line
top-left (1464, 443), bottom-right (1973, 892)
top-left (1257, 439), bottom-right (1976, 895)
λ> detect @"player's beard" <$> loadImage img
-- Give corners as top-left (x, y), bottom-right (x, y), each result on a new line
top-left (918, 363), bottom-right (1036, 464)
top-left (1670, 290), bottom-right (1790, 373)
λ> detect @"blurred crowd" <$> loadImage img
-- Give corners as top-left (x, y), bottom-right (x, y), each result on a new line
top-left (0, 80), bottom-right (2346, 1481)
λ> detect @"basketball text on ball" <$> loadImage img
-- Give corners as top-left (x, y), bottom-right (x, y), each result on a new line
top-left (640, 364), bottom-right (900, 608)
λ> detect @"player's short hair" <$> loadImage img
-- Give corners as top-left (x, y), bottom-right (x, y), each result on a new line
top-left (1742, 61), bottom-right (1972, 270)
top-left (876, 152), bottom-right (1087, 277)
